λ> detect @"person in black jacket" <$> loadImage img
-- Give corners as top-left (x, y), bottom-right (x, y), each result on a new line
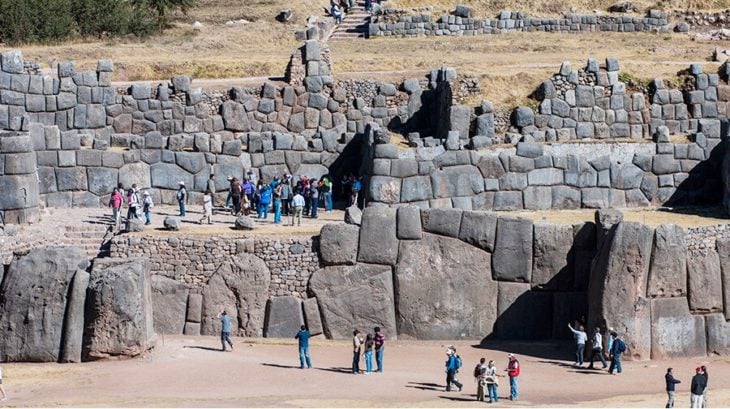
top-left (690, 367), bottom-right (707, 408)
top-left (700, 365), bottom-right (708, 408)
top-left (665, 367), bottom-right (681, 408)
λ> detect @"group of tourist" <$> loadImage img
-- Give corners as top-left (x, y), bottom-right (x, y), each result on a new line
top-left (471, 352), bottom-right (521, 403)
top-left (567, 322), bottom-right (626, 374)
top-left (351, 327), bottom-right (386, 374)
top-left (330, 0), bottom-right (383, 24)
top-left (110, 183), bottom-right (155, 232)
top-left (666, 366), bottom-right (710, 408)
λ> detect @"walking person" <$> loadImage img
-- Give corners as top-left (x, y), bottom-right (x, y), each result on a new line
top-left (295, 325), bottom-right (312, 369)
top-left (608, 331), bottom-right (626, 375)
top-left (142, 191), bottom-right (154, 225)
top-left (568, 322), bottom-right (587, 367)
top-left (691, 367), bottom-right (707, 408)
top-left (352, 330), bottom-right (363, 374)
top-left (363, 334), bottom-right (375, 375)
top-left (176, 182), bottom-right (187, 216)
top-left (485, 360), bottom-right (499, 403)
top-left (374, 326), bottom-right (385, 372)
top-left (273, 182), bottom-right (283, 224)
top-left (110, 187), bottom-right (123, 232)
top-left (199, 189), bottom-right (213, 225)
top-left (444, 346), bottom-right (463, 392)
top-left (309, 178), bottom-right (319, 218)
top-left (217, 310), bottom-right (234, 352)
top-left (587, 327), bottom-right (607, 369)
top-left (291, 190), bottom-right (305, 226)
top-left (207, 174), bottom-right (217, 210)
top-left (665, 367), bottom-right (681, 408)
top-left (474, 357), bottom-right (487, 401)
top-left (505, 353), bottom-right (520, 401)
top-left (606, 327), bottom-right (615, 362)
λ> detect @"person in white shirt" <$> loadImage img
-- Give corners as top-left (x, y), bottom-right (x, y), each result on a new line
top-left (587, 327), bottom-right (607, 369)
top-left (568, 322), bottom-right (587, 367)
top-left (199, 189), bottom-right (213, 225)
top-left (291, 192), bottom-right (305, 226)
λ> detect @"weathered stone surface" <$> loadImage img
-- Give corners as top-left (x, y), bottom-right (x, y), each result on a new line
top-left (457, 210), bottom-right (497, 252)
top-left (0, 246), bottom-right (88, 362)
top-left (421, 208), bottom-right (462, 238)
top-left (86, 167), bottom-right (117, 196)
top-left (706, 313), bottom-right (730, 355)
top-left (588, 222), bottom-right (654, 360)
top-left (150, 276), bottom-right (189, 335)
top-left (264, 296), bottom-right (304, 338)
top-left (201, 255), bottom-right (271, 337)
top-left (495, 282), bottom-right (552, 340)
top-left (357, 207), bottom-right (398, 266)
top-left (221, 101), bottom-right (251, 132)
top-left (127, 218), bottom-right (145, 232)
top-left (595, 209), bottom-right (623, 250)
top-left (397, 205), bottom-right (422, 240)
top-left (234, 215), bottom-right (256, 230)
top-left (60, 269), bottom-right (90, 363)
top-left (368, 175), bottom-right (401, 204)
top-left (85, 258), bottom-right (155, 360)
top-left (319, 223), bottom-right (359, 265)
top-left (687, 249), bottom-right (723, 313)
top-left (552, 292), bottom-right (588, 340)
top-left (345, 205), bottom-right (362, 225)
top-left (431, 165), bottom-right (484, 198)
top-left (650, 297), bottom-right (706, 359)
top-left (400, 176), bottom-right (432, 202)
top-left (532, 224), bottom-right (574, 290)
top-left (183, 322), bottom-right (201, 336)
top-left (492, 217), bottom-right (533, 282)
top-left (119, 162), bottom-right (151, 189)
top-left (397, 234), bottom-right (496, 339)
top-left (163, 216), bottom-right (181, 231)
top-left (151, 163), bottom-right (194, 190)
top-left (647, 224), bottom-right (686, 298)
top-left (302, 298), bottom-right (323, 336)
top-left (186, 294), bottom-right (203, 323)
top-left (717, 238), bottom-right (730, 320)
top-left (309, 263), bottom-right (396, 339)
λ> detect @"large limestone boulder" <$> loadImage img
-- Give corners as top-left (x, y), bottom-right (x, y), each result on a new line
top-left (357, 207), bottom-right (398, 266)
top-left (687, 249), bottom-right (723, 313)
top-left (650, 297), bottom-right (706, 359)
top-left (264, 296), bottom-right (304, 338)
top-left (717, 238), bottom-right (730, 320)
top-left (302, 298), bottom-right (323, 336)
top-left (308, 263), bottom-right (397, 340)
top-left (457, 211), bottom-right (497, 252)
top-left (647, 224), bottom-right (687, 297)
top-left (151, 276), bottom-right (189, 335)
top-left (495, 282), bottom-right (552, 340)
top-left (0, 247), bottom-right (89, 362)
top-left (492, 217), bottom-right (533, 282)
top-left (588, 222), bottom-right (654, 360)
top-left (532, 224), bottom-right (574, 290)
top-left (706, 313), bottom-right (730, 355)
top-left (201, 254), bottom-right (271, 337)
top-left (85, 258), bottom-right (156, 360)
top-left (396, 234), bottom-right (497, 339)
top-left (61, 270), bottom-right (90, 363)
top-left (319, 224), bottom-right (359, 265)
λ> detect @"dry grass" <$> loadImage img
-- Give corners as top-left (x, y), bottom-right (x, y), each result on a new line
top-left (510, 206), bottom-right (730, 227)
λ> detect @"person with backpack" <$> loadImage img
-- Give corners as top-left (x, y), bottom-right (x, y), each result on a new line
top-left (142, 191), bottom-right (154, 225)
top-left (444, 346), bottom-right (463, 392)
top-left (608, 331), bottom-right (626, 375)
top-left (176, 182), bottom-right (187, 217)
top-left (587, 327), bottom-right (607, 369)
top-left (474, 357), bottom-right (487, 401)
top-left (505, 353), bottom-right (520, 401)
top-left (230, 178), bottom-right (242, 216)
top-left (485, 360), bottom-right (499, 403)
top-left (352, 329), bottom-right (363, 374)
top-left (295, 325), bottom-right (312, 369)
top-left (568, 322), bottom-right (587, 367)
top-left (665, 367), bottom-right (681, 408)
top-left (700, 365), bottom-right (708, 408)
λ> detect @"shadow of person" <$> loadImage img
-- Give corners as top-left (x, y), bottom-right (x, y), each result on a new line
top-left (183, 346), bottom-right (224, 352)
top-left (261, 363), bottom-right (302, 369)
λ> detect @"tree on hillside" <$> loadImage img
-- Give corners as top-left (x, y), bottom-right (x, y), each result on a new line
top-left (140, 0), bottom-right (197, 27)
top-left (0, 0), bottom-right (74, 44)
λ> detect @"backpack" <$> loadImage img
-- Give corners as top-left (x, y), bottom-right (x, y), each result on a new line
top-left (455, 355), bottom-right (462, 371)
top-left (473, 364), bottom-right (484, 378)
top-left (616, 339), bottom-right (627, 354)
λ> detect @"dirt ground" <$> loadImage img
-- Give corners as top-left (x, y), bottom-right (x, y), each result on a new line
top-left (2, 337), bottom-right (728, 407)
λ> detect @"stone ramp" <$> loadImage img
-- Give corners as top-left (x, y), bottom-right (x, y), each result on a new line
top-left (63, 224), bottom-right (114, 259)
top-left (329, 1), bottom-right (370, 39)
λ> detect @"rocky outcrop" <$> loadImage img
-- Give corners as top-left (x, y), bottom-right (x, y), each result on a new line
top-left (151, 276), bottom-right (189, 335)
top-left (319, 224), bottom-right (359, 265)
top-left (264, 296), bottom-right (304, 338)
top-left (647, 224), bottom-right (686, 298)
top-left (492, 217), bottom-right (533, 282)
top-left (650, 297), bottom-right (706, 359)
top-left (60, 270), bottom-right (90, 363)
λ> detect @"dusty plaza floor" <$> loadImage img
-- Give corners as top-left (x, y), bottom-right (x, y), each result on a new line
top-left (1, 337), bottom-right (729, 407)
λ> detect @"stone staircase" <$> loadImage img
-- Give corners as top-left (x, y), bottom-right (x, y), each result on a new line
top-left (329, 1), bottom-right (370, 40)
top-left (63, 224), bottom-right (114, 260)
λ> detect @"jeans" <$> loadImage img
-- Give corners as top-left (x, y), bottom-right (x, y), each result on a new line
top-left (310, 197), bottom-right (319, 218)
top-left (291, 206), bottom-right (303, 226)
top-left (178, 200), bottom-right (186, 216)
top-left (127, 206), bottom-right (137, 221)
top-left (221, 331), bottom-right (233, 351)
top-left (588, 347), bottom-right (607, 368)
top-left (609, 354), bottom-right (622, 374)
top-left (323, 192), bottom-right (332, 211)
top-left (282, 199), bottom-right (290, 216)
top-left (226, 191), bottom-right (232, 208)
top-left (299, 346), bottom-right (311, 368)
top-left (258, 202), bottom-right (269, 219)
top-left (445, 369), bottom-right (462, 391)
top-left (509, 376), bottom-right (518, 399)
top-left (273, 200), bottom-right (282, 223)
top-left (576, 343), bottom-right (585, 365)
top-left (375, 347), bottom-right (384, 372)
top-left (488, 383), bottom-right (498, 402)
top-left (144, 211), bottom-right (151, 224)
top-left (352, 350), bottom-right (360, 374)
top-left (364, 350), bottom-right (373, 373)
top-left (477, 381), bottom-right (485, 401)
top-left (666, 391), bottom-right (675, 408)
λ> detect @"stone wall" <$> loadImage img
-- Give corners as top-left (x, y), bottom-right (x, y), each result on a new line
top-left (369, 10), bottom-right (670, 37)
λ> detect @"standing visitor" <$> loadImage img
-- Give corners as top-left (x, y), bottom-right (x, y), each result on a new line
top-left (608, 331), bottom-right (626, 375)
top-left (444, 346), bottom-right (463, 392)
top-left (587, 327), bottom-right (607, 369)
top-left (243, 178), bottom-right (255, 208)
top-left (110, 187), bottom-right (123, 232)
top-left (691, 367), bottom-right (707, 408)
top-left (225, 176), bottom-right (234, 209)
top-left (700, 365), bottom-right (708, 408)
top-left (352, 329), bottom-right (363, 374)
top-left (231, 178), bottom-right (242, 216)
top-left (665, 367), bottom-right (681, 408)
top-left (332, 3), bottom-right (343, 24)
top-left (485, 360), bottom-right (499, 403)
top-left (126, 184), bottom-right (140, 222)
top-left (295, 325), bottom-right (312, 369)
top-left (321, 176), bottom-right (333, 212)
top-left (217, 310), bottom-right (234, 352)
top-left (273, 182), bottom-right (283, 224)
top-left (199, 189), bottom-right (213, 225)
top-left (281, 175), bottom-right (292, 216)
top-left (474, 357), bottom-right (487, 401)
top-left (350, 175), bottom-right (361, 208)
top-left (606, 327), bottom-right (615, 361)
top-left (291, 190), bottom-right (305, 226)
top-left (207, 174), bottom-right (217, 209)
top-left (142, 191), bottom-right (153, 225)
top-left (176, 182), bottom-right (187, 216)
top-left (374, 326), bottom-right (385, 372)
top-left (309, 178), bottom-right (319, 219)
top-left (363, 334), bottom-right (375, 375)
top-left (505, 353), bottom-right (520, 401)
top-left (568, 322), bottom-right (587, 367)
top-left (258, 182), bottom-right (272, 220)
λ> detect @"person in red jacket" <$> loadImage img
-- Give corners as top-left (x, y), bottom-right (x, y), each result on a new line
top-left (109, 187), bottom-right (123, 232)
top-left (505, 354), bottom-right (520, 401)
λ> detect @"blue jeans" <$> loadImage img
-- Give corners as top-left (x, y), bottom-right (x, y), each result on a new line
top-left (221, 331), bottom-right (233, 351)
top-left (299, 346), bottom-right (311, 368)
top-left (488, 383), bottom-right (498, 402)
top-left (510, 376), bottom-right (518, 400)
top-left (273, 200), bottom-right (282, 223)
top-left (375, 347), bottom-right (384, 372)
top-left (144, 211), bottom-right (151, 224)
top-left (609, 354), bottom-right (622, 374)
top-left (310, 197), bottom-right (319, 218)
top-left (352, 350), bottom-right (360, 373)
top-left (226, 191), bottom-right (232, 208)
top-left (178, 200), bottom-right (185, 216)
top-left (365, 350), bottom-right (373, 373)
top-left (323, 192), bottom-right (332, 211)
top-left (258, 202), bottom-right (269, 219)
top-left (576, 343), bottom-right (585, 365)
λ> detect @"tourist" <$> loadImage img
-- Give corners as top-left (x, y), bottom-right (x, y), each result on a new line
top-left (309, 178), bottom-right (319, 219)
top-left (126, 184), bottom-right (140, 222)
top-left (142, 191), bottom-right (154, 225)
top-left (199, 189), bottom-right (213, 225)
top-left (485, 359), bottom-right (499, 403)
top-left (568, 322), bottom-right (587, 367)
top-left (295, 325), bottom-right (312, 369)
top-left (700, 365), bottom-right (708, 408)
top-left (665, 367), bottom-right (681, 408)
top-left (291, 190), bottom-right (305, 226)
top-left (474, 357), bottom-right (487, 401)
top-left (246, 169), bottom-right (257, 185)
top-left (352, 329), bottom-right (363, 374)
top-left (587, 327), bottom-right (607, 369)
top-left (231, 178), bottom-right (242, 216)
top-left (299, 176), bottom-right (310, 216)
top-left (225, 176), bottom-right (234, 209)
top-left (608, 331), bottom-right (626, 375)
top-left (606, 327), bottom-right (615, 360)
top-left (207, 174), bottom-right (217, 209)
top-left (254, 180), bottom-right (263, 213)
top-left (217, 310), bottom-right (234, 352)
top-left (444, 346), bottom-right (463, 392)
top-left (281, 175), bottom-right (292, 216)
top-left (363, 333), bottom-right (374, 374)
top-left (505, 353), bottom-right (520, 401)
top-left (272, 182), bottom-right (283, 224)
top-left (365, 0), bottom-right (372, 13)
top-left (0, 365), bottom-right (7, 401)
top-left (349, 175), bottom-right (362, 208)
top-left (321, 176), bottom-right (333, 212)
top-left (691, 367), bottom-right (706, 408)
top-left (332, 3), bottom-right (343, 24)
top-left (374, 326), bottom-right (385, 372)
top-left (258, 182), bottom-right (272, 220)
top-left (110, 187), bottom-right (123, 232)
top-left (176, 181), bottom-right (187, 216)
top-left (243, 178), bottom-right (255, 207)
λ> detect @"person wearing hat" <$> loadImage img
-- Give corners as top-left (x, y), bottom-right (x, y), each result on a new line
top-left (505, 353), bottom-right (520, 401)
top-left (176, 181), bottom-right (187, 217)
top-left (691, 367), bottom-right (707, 408)
top-left (142, 191), bottom-right (154, 225)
